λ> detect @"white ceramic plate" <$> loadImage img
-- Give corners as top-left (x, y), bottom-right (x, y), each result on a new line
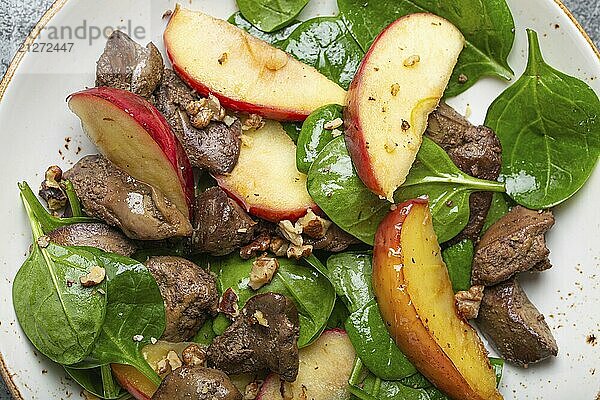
top-left (0, 1), bottom-right (598, 399)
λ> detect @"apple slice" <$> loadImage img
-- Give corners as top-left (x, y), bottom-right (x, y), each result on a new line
top-left (372, 198), bottom-right (501, 400)
top-left (112, 364), bottom-right (155, 400)
top-left (164, 6), bottom-right (347, 121)
top-left (345, 14), bottom-right (464, 200)
top-left (68, 87), bottom-right (195, 218)
top-left (214, 120), bottom-right (317, 222)
top-left (256, 329), bottom-right (355, 400)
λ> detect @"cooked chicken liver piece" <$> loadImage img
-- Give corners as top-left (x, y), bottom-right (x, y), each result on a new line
top-left (96, 30), bottom-right (163, 98)
top-left (145, 256), bottom-right (218, 342)
top-left (47, 223), bottom-right (137, 257)
top-left (426, 103), bottom-right (502, 242)
top-left (476, 278), bottom-right (558, 366)
top-left (64, 155), bottom-right (192, 241)
top-left (305, 223), bottom-right (361, 252)
top-left (191, 187), bottom-right (256, 256)
top-left (472, 206), bottom-right (554, 286)
top-left (208, 292), bottom-right (300, 382)
top-left (152, 69), bottom-right (242, 174)
top-left (151, 366), bottom-right (242, 400)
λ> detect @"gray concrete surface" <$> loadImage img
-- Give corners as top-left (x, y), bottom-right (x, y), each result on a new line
top-left (0, 0), bottom-right (598, 398)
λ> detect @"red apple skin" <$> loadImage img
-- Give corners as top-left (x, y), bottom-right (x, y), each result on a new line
top-left (69, 87), bottom-right (195, 217)
top-left (168, 61), bottom-right (309, 122)
top-left (214, 177), bottom-right (321, 223)
top-left (111, 364), bottom-right (156, 400)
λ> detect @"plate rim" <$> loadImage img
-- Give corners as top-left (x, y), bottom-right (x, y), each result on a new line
top-left (0, 0), bottom-right (598, 399)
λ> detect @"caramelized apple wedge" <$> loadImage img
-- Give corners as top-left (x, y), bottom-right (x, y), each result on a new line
top-left (214, 120), bottom-right (317, 222)
top-left (68, 87), bottom-right (194, 218)
top-left (372, 199), bottom-right (502, 400)
top-left (164, 6), bottom-right (347, 121)
top-left (345, 14), bottom-right (464, 199)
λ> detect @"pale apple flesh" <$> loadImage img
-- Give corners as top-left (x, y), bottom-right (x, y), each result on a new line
top-left (214, 120), bottom-right (318, 222)
top-left (112, 364), bottom-right (155, 400)
top-left (372, 198), bottom-right (502, 400)
top-left (68, 87), bottom-right (195, 219)
top-left (164, 6), bottom-right (347, 121)
top-left (345, 13), bottom-right (465, 199)
top-left (256, 329), bottom-right (356, 400)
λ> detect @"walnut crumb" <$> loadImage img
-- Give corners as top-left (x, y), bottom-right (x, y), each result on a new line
top-left (323, 117), bottom-right (343, 130)
top-left (458, 73), bottom-right (468, 84)
top-left (166, 350), bottom-right (182, 370)
top-left (401, 119), bottom-right (411, 131)
top-left (249, 254), bottom-right (279, 290)
top-left (242, 114), bottom-right (265, 131)
top-left (455, 285), bottom-right (484, 319)
top-left (39, 165), bottom-right (67, 211)
top-left (403, 54), bottom-right (420, 67)
top-left (244, 381), bottom-right (262, 400)
top-left (218, 52), bottom-right (228, 65)
top-left (182, 344), bottom-right (206, 366)
top-left (331, 129), bottom-right (343, 138)
top-left (219, 288), bottom-right (240, 318)
top-left (287, 244), bottom-right (313, 260)
top-left (297, 209), bottom-right (331, 239)
top-left (390, 83), bottom-right (400, 96)
top-left (278, 220), bottom-right (304, 246)
top-left (270, 236), bottom-right (289, 257)
top-left (80, 266), bottom-right (106, 287)
top-left (37, 236), bottom-right (50, 248)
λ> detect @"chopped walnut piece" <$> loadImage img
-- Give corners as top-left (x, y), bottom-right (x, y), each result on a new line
top-left (185, 95), bottom-right (226, 129)
top-left (278, 220), bottom-right (303, 246)
top-left (240, 232), bottom-right (271, 260)
top-left (39, 165), bottom-right (67, 211)
top-left (253, 310), bottom-right (269, 327)
top-left (401, 119), bottom-right (411, 131)
top-left (249, 254), bottom-right (279, 290)
top-left (190, 108), bottom-right (214, 129)
top-left (242, 113), bottom-right (265, 131)
top-left (455, 285), bottom-right (484, 319)
top-left (458, 73), bottom-right (468, 84)
top-left (287, 244), bottom-right (313, 260)
top-left (156, 358), bottom-right (170, 375)
top-left (270, 236), bottom-right (289, 257)
top-left (331, 129), bottom-right (343, 138)
top-left (181, 343), bottom-right (206, 367)
top-left (403, 54), bottom-right (420, 67)
top-left (80, 266), bottom-right (106, 287)
top-left (297, 209), bottom-right (331, 239)
top-left (219, 287), bottom-right (240, 318)
top-left (166, 350), bottom-right (182, 370)
top-left (323, 117), bottom-right (343, 130)
top-left (244, 381), bottom-right (262, 400)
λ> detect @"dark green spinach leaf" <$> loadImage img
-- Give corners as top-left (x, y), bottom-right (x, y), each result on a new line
top-left (282, 122), bottom-right (303, 143)
top-left (13, 189), bottom-right (106, 365)
top-left (228, 12), bottom-right (301, 46)
top-left (209, 254), bottom-right (335, 347)
top-left (193, 319), bottom-right (216, 346)
top-left (442, 239), bottom-right (474, 292)
top-left (327, 252), bottom-right (416, 380)
top-left (326, 298), bottom-right (350, 329)
top-left (297, 104), bottom-right (343, 173)
top-left (236, 0), bottom-right (309, 32)
top-left (65, 365), bottom-right (129, 400)
top-left (308, 137), bottom-right (505, 245)
top-left (281, 16), bottom-right (363, 89)
top-left (337, 0), bottom-right (515, 97)
top-left (18, 182), bottom-right (95, 234)
top-left (78, 250), bottom-right (165, 386)
top-left (482, 192), bottom-right (512, 233)
top-left (485, 30), bottom-right (600, 209)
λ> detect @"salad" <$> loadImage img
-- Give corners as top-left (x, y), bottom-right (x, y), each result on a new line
top-left (11, 0), bottom-right (600, 399)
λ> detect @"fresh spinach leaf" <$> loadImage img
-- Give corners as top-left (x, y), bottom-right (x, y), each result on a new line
top-left (297, 104), bottom-right (344, 173)
top-left (394, 137), bottom-right (506, 243)
top-left (482, 192), bottom-right (512, 233)
top-left (18, 182), bottom-right (95, 234)
top-left (337, 0), bottom-right (515, 97)
top-left (281, 16), bottom-right (363, 89)
top-left (490, 357), bottom-right (504, 385)
top-left (209, 254), bottom-right (335, 347)
top-left (441, 239), bottom-right (474, 292)
top-left (282, 122), bottom-right (303, 143)
top-left (63, 180), bottom-right (83, 218)
top-left (307, 137), bottom-right (389, 245)
top-left (327, 252), bottom-right (416, 380)
top-left (236, 0), bottom-right (310, 33)
top-left (308, 137), bottom-right (505, 245)
top-left (326, 298), bottom-right (350, 329)
top-left (228, 12), bottom-right (301, 46)
top-left (77, 250), bottom-right (165, 386)
top-left (193, 319), bottom-right (216, 346)
top-left (13, 189), bottom-right (106, 365)
top-left (485, 29), bottom-right (600, 209)
top-left (65, 366), bottom-right (129, 400)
